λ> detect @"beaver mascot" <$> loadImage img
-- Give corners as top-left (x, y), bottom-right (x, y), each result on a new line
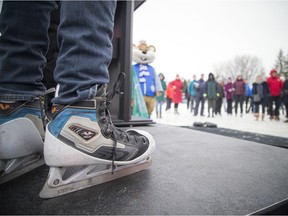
top-left (132, 40), bottom-right (163, 118)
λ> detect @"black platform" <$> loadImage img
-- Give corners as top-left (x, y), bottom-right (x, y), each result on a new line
top-left (1, 124), bottom-right (288, 215)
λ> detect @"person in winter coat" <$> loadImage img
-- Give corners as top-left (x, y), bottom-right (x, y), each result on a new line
top-left (252, 75), bottom-right (269, 121)
top-left (171, 74), bottom-right (183, 114)
top-left (233, 75), bottom-right (246, 116)
top-left (245, 81), bottom-right (253, 113)
top-left (266, 69), bottom-right (283, 120)
top-left (204, 73), bottom-right (218, 117)
top-left (155, 73), bottom-right (167, 118)
top-left (165, 82), bottom-right (174, 111)
top-left (194, 74), bottom-right (206, 116)
top-left (224, 77), bottom-right (234, 116)
top-left (215, 79), bottom-right (225, 116)
top-left (187, 75), bottom-right (197, 113)
top-left (282, 77), bottom-right (288, 123)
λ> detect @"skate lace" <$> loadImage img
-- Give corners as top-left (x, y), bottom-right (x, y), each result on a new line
top-left (98, 72), bottom-right (126, 173)
top-left (97, 72), bottom-right (144, 173)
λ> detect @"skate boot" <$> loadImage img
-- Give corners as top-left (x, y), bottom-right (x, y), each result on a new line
top-left (40, 77), bottom-right (156, 198)
top-left (254, 113), bottom-right (259, 121)
top-left (0, 98), bottom-right (45, 184)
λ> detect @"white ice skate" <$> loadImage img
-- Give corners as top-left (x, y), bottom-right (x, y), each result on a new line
top-left (0, 99), bottom-right (45, 184)
top-left (40, 78), bottom-right (156, 198)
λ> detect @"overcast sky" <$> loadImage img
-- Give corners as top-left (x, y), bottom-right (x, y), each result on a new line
top-left (133, 0), bottom-right (288, 81)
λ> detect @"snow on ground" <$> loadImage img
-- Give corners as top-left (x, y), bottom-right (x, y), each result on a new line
top-left (151, 102), bottom-right (288, 139)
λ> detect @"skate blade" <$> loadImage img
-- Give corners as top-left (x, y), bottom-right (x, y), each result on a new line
top-left (39, 157), bottom-right (152, 199)
top-left (0, 155), bottom-right (45, 185)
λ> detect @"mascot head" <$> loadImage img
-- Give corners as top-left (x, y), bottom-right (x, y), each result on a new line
top-left (133, 40), bottom-right (156, 64)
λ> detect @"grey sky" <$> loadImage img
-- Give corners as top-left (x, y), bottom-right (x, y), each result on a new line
top-left (133, 0), bottom-right (288, 81)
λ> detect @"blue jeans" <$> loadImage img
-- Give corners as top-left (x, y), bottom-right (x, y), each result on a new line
top-left (155, 100), bottom-right (163, 114)
top-left (0, 1), bottom-right (116, 104)
top-left (194, 96), bottom-right (205, 116)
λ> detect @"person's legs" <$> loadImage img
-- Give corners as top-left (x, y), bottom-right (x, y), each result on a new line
top-left (194, 97), bottom-right (200, 116)
top-left (268, 96), bottom-right (273, 119)
top-left (239, 95), bottom-right (244, 116)
top-left (53, 1), bottom-right (115, 104)
top-left (0, 1), bottom-right (57, 101)
top-left (186, 95), bottom-right (190, 109)
top-left (159, 101), bottom-right (163, 118)
top-left (274, 96), bottom-right (281, 120)
top-left (1, 1), bottom-right (156, 192)
top-left (200, 97), bottom-right (205, 116)
top-left (234, 95), bottom-right (239, 115)
top-left (166, 97), bottom-right (171, 110)
top-left (174, 103), bottom-right (179, 114)
top-left (254, 102), bottom-right (259, 120)
top-left (0, 1), bottom-right (57, 183)
top-left (211, 99), bottom-right (216, 117)
top-left (207, 99), bottom-right (212, 117)
top-left (190, 96), bottom-right (195, 112)
top-left (227, 99), bottom-right (232, 115)
top-left (261, 100), bottom-right (265, 120)
top-left (155, 100), bottom-right (159, 117)
top-left (45, 1), bottom-right (155, 178)
top-left (218, 98), bottom-right (223, 115)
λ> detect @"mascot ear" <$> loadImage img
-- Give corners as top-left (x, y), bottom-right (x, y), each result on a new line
top-left (132, 44), bottom-right (137, 49)
top-left (149, 45), bottom-right (156, 52)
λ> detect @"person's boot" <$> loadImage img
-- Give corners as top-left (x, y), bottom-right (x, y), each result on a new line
top-left (40, 83), bottom-right (156, 198)
top-left (174, 108), bottom-right (179, 115)
top-left (45, 85), bottom-right (156, 167)
top-left (254, 113), bottom-right (259, 121)
top-left (0, 98), bottom-right (45, 184)
top-left (261, 114), bottom-right (265, 121)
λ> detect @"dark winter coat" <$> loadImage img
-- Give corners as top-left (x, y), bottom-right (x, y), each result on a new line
top-left (205, 73), bottom-right (217, 99)
top-left (195, 78), bottom-right (206, 98)
top-left (252, 81), bottom-right (269, 103)
top-left (282, 79), bottom-right (288, 105)
top-left (217, 84), bottom-right (225, 98)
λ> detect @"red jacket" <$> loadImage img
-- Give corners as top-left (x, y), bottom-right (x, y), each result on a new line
top-left (266, 75), bottom-right (283, 97)
top-left (166, 82), bottom-right (174, 99)
top-left (171, 79), bottom-right (183, 103)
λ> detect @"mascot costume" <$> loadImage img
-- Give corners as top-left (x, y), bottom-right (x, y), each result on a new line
top-left (132, 40), bottom-right (163, 118)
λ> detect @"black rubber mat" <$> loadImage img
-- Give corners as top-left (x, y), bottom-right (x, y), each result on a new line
top-left (183, 125), bottom-right (288, 149)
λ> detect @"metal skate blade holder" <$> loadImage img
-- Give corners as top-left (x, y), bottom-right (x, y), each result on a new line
top-left (0, 118), bottom-right (44, 184)
top-left (39, 157), bottom-right (152, 198)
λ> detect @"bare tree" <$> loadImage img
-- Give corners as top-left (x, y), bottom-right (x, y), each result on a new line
top-left (213, 55), bottom-right (265, 84)
top-left (274, 49), bottom-right (285, 75)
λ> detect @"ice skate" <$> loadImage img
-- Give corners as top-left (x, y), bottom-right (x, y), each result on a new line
top-left (0, 99), bottom-right (45, 184)
top-left (40, 76), bottom-right (156, 198)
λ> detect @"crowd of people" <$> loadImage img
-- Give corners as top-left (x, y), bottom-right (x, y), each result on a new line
top-left (155, 69), bottom-right (288, 123)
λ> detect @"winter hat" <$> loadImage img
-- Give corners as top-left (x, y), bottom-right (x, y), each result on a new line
top-left (208, 72), bottom-right (214, 80)
top-left (270, 69), bottom-right (277, 75)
